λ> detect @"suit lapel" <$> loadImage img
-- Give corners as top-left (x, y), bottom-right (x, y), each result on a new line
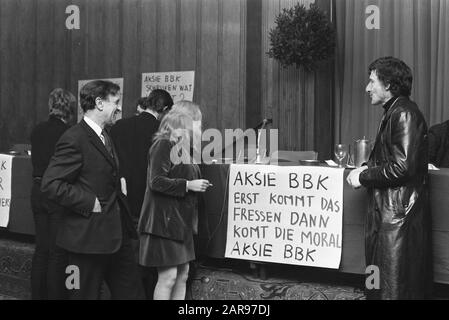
top-left (80, 120), bottom-right (116, 168)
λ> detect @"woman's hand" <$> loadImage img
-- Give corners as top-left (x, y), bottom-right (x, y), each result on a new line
top-left (187, 179), bottom-right (212, 192)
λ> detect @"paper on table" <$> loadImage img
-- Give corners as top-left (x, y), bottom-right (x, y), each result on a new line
top-left (326, 160), bottom-right (338, 167)
top-left (428, 163), bottom-right (440, 171)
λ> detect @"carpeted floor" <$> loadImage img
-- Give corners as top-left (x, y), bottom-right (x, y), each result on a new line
top-left (1, 235), bottom-right (447, 300)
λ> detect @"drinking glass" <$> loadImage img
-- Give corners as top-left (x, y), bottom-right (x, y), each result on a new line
top-left (334, 144), bottom-right (348, 168)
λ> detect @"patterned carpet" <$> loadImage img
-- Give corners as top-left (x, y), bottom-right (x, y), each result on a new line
top-left (188, 260), bottom-right (366, 300)
top-left (2, 235), bottom-right (447, 300)
top-left (0, 236), bottom-right (33, 300)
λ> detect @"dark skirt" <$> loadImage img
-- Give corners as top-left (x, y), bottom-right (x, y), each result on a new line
top-left (139, 232), bottom-right (195, 267)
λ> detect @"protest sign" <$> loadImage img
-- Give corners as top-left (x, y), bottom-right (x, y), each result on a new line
top-left (141, 71), bottom-right (194, 103)
top-left (0, 154), bottom-right (14, 227)
top-left (225, 164), bottom-right (345, 269)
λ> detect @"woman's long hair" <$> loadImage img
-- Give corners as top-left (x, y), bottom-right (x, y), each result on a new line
top-left (154, 102), bottom-right (202, 164)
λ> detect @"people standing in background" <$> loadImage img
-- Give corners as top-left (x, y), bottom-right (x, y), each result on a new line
top-left (30, 88), bottom-right (76, 299)
top-left (41, 80), bottom-right (143, 299)
top-left (110, 90), bottom-right (173, 299)
top-left (428, 120), bottom-right (449, 167)
top-left (110, 90), bottom-right (173, 226)
top-left (138, 102), bottom-right (211, 300)
top-left (347, 57), bottom-right (432, 299)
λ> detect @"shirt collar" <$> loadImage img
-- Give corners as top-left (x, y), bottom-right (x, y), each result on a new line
top-left (141, 109), bottom-right (159, 119)
top-left (83, 116), bottom-right (103, 138)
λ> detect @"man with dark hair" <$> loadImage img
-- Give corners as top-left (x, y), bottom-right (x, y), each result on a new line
top-left (110, 89), bottom-right (173, 299)
top-left (111, 89), bottom-right (173, 224)
top-left (347, 57), bottom-right (431, 299)
top-left (41, 80), bottom-right (143, 299)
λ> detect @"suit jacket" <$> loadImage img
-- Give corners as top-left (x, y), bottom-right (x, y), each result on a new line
top-left (110, 112), bottom-right (160, 224)
top-left (138, 138), bottom-right (200, 241)
top-left (428, 120), bottom-right (449, 167)
top-left (359, 96), bottom-right (431, 299)
top-left (30, 116), bottom-right (69, 177)
top-left (41, 119), bottom-right (136, 254)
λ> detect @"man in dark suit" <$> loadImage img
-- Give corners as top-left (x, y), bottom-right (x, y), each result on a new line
top-left (110, 89), bottom-right (173, 299)
top-left (110, 90), bottom-right (173, 224)
top-left (41, 80), bottom-right (143, 300)
top-left (30, 88), bottom-right (76, 300)
top-left (428, 120), bottom-right (449, 167)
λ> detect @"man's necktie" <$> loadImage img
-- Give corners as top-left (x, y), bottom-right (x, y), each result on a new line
top-left (101, 129), bottom-right (114, 159)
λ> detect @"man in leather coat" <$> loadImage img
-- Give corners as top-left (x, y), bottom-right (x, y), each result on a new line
top-left (347, 57), bottom-right (432, 299)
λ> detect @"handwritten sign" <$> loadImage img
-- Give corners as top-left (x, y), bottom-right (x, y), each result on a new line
top-left (77, 78), bottom-right (124, 122)
top-left (225, 164), bottom-right (345, 269)
top-left (0, 154), bottom-right (14, 227)
top-left (141, 71), bottom-right (195, 103)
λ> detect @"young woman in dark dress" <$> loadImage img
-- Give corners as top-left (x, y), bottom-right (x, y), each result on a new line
top-left (138, 101), bottom-right (210, 300)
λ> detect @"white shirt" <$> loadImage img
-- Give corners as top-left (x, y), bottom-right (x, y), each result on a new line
top-left (83, 116), bottom-right (105, 145)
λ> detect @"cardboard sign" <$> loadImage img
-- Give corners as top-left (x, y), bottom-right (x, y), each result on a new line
top-left (0, 154), bottom-right (14, 227)
top-left (77, 78), bottom-right (124, 122)
top-left (225, 164), bottom-right (345, 269)
top-left (141, 71), bottom-right (194, 103)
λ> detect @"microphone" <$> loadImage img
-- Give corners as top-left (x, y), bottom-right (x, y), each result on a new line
top-left (263, 118), bottom-right (273, 125)
top-left (255, 118), bottom-right (272, 164)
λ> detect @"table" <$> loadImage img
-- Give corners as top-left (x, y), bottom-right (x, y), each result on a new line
top-left (197, 164), bottom-right (449, 284)
top-left (2, 158), bottom-right (449, 283)
top-left (0, 155), bottom-right (34, 235)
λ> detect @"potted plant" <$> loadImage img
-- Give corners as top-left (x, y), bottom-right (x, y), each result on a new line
top-left (267, 3), bottom-right (335, 72)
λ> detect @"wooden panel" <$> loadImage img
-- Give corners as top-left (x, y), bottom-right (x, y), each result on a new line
top-left (158, 0), bottom-right (177, 71)
top-left (53, 0), bottom-right (71, 89)
top-left (179, 0), bottom-right (198, 70)
top-left (140, 0), bottom-right (158, 73)
top-left (69, 0), bottom-right (88, 116)
top-left (199, 0), bottom-right (219, 130)
top-left (121, 0), bottom-right (142, 117)
top-left (221, 0), bottom-right (245, 129)
top-left (36, 0), bottom-right (55, 122)
top-left (17, 0), bottom-right (37, 141)
top-left (0, 0), bottom-right (247, 151)
top-left (246, 0), bottom-right (262, 129)
top-left (0, 0), bottom-right (19, 151)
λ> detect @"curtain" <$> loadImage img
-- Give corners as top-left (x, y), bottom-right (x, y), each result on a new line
top-left (334, 0), bottom-right (449, 146)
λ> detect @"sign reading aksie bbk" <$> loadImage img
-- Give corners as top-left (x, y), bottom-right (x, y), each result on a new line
top-left (225, 164), bottom-right (345, 269)
top-left (0, 154), bottom-right (13, 227)
top-left (141, 71), bottom-right (194, 103)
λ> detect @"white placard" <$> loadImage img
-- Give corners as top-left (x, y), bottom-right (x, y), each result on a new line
top-left (141, 71), bottom-right (195, 103)
top-left (0, 154), bottom-right (14, 227)
top-left (77, 78), bottom-right (124, 122)
top-left (225, 164), bottom-right (345, 269)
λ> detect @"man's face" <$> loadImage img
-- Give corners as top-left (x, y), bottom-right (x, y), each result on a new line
top-left (366, 71), bottom-right (391, 106)
top-left (102, 93), bottom-right (121, 125)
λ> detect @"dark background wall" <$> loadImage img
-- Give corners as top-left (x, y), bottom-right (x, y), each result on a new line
top-left (0, 0), bottom-right (333, 159)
